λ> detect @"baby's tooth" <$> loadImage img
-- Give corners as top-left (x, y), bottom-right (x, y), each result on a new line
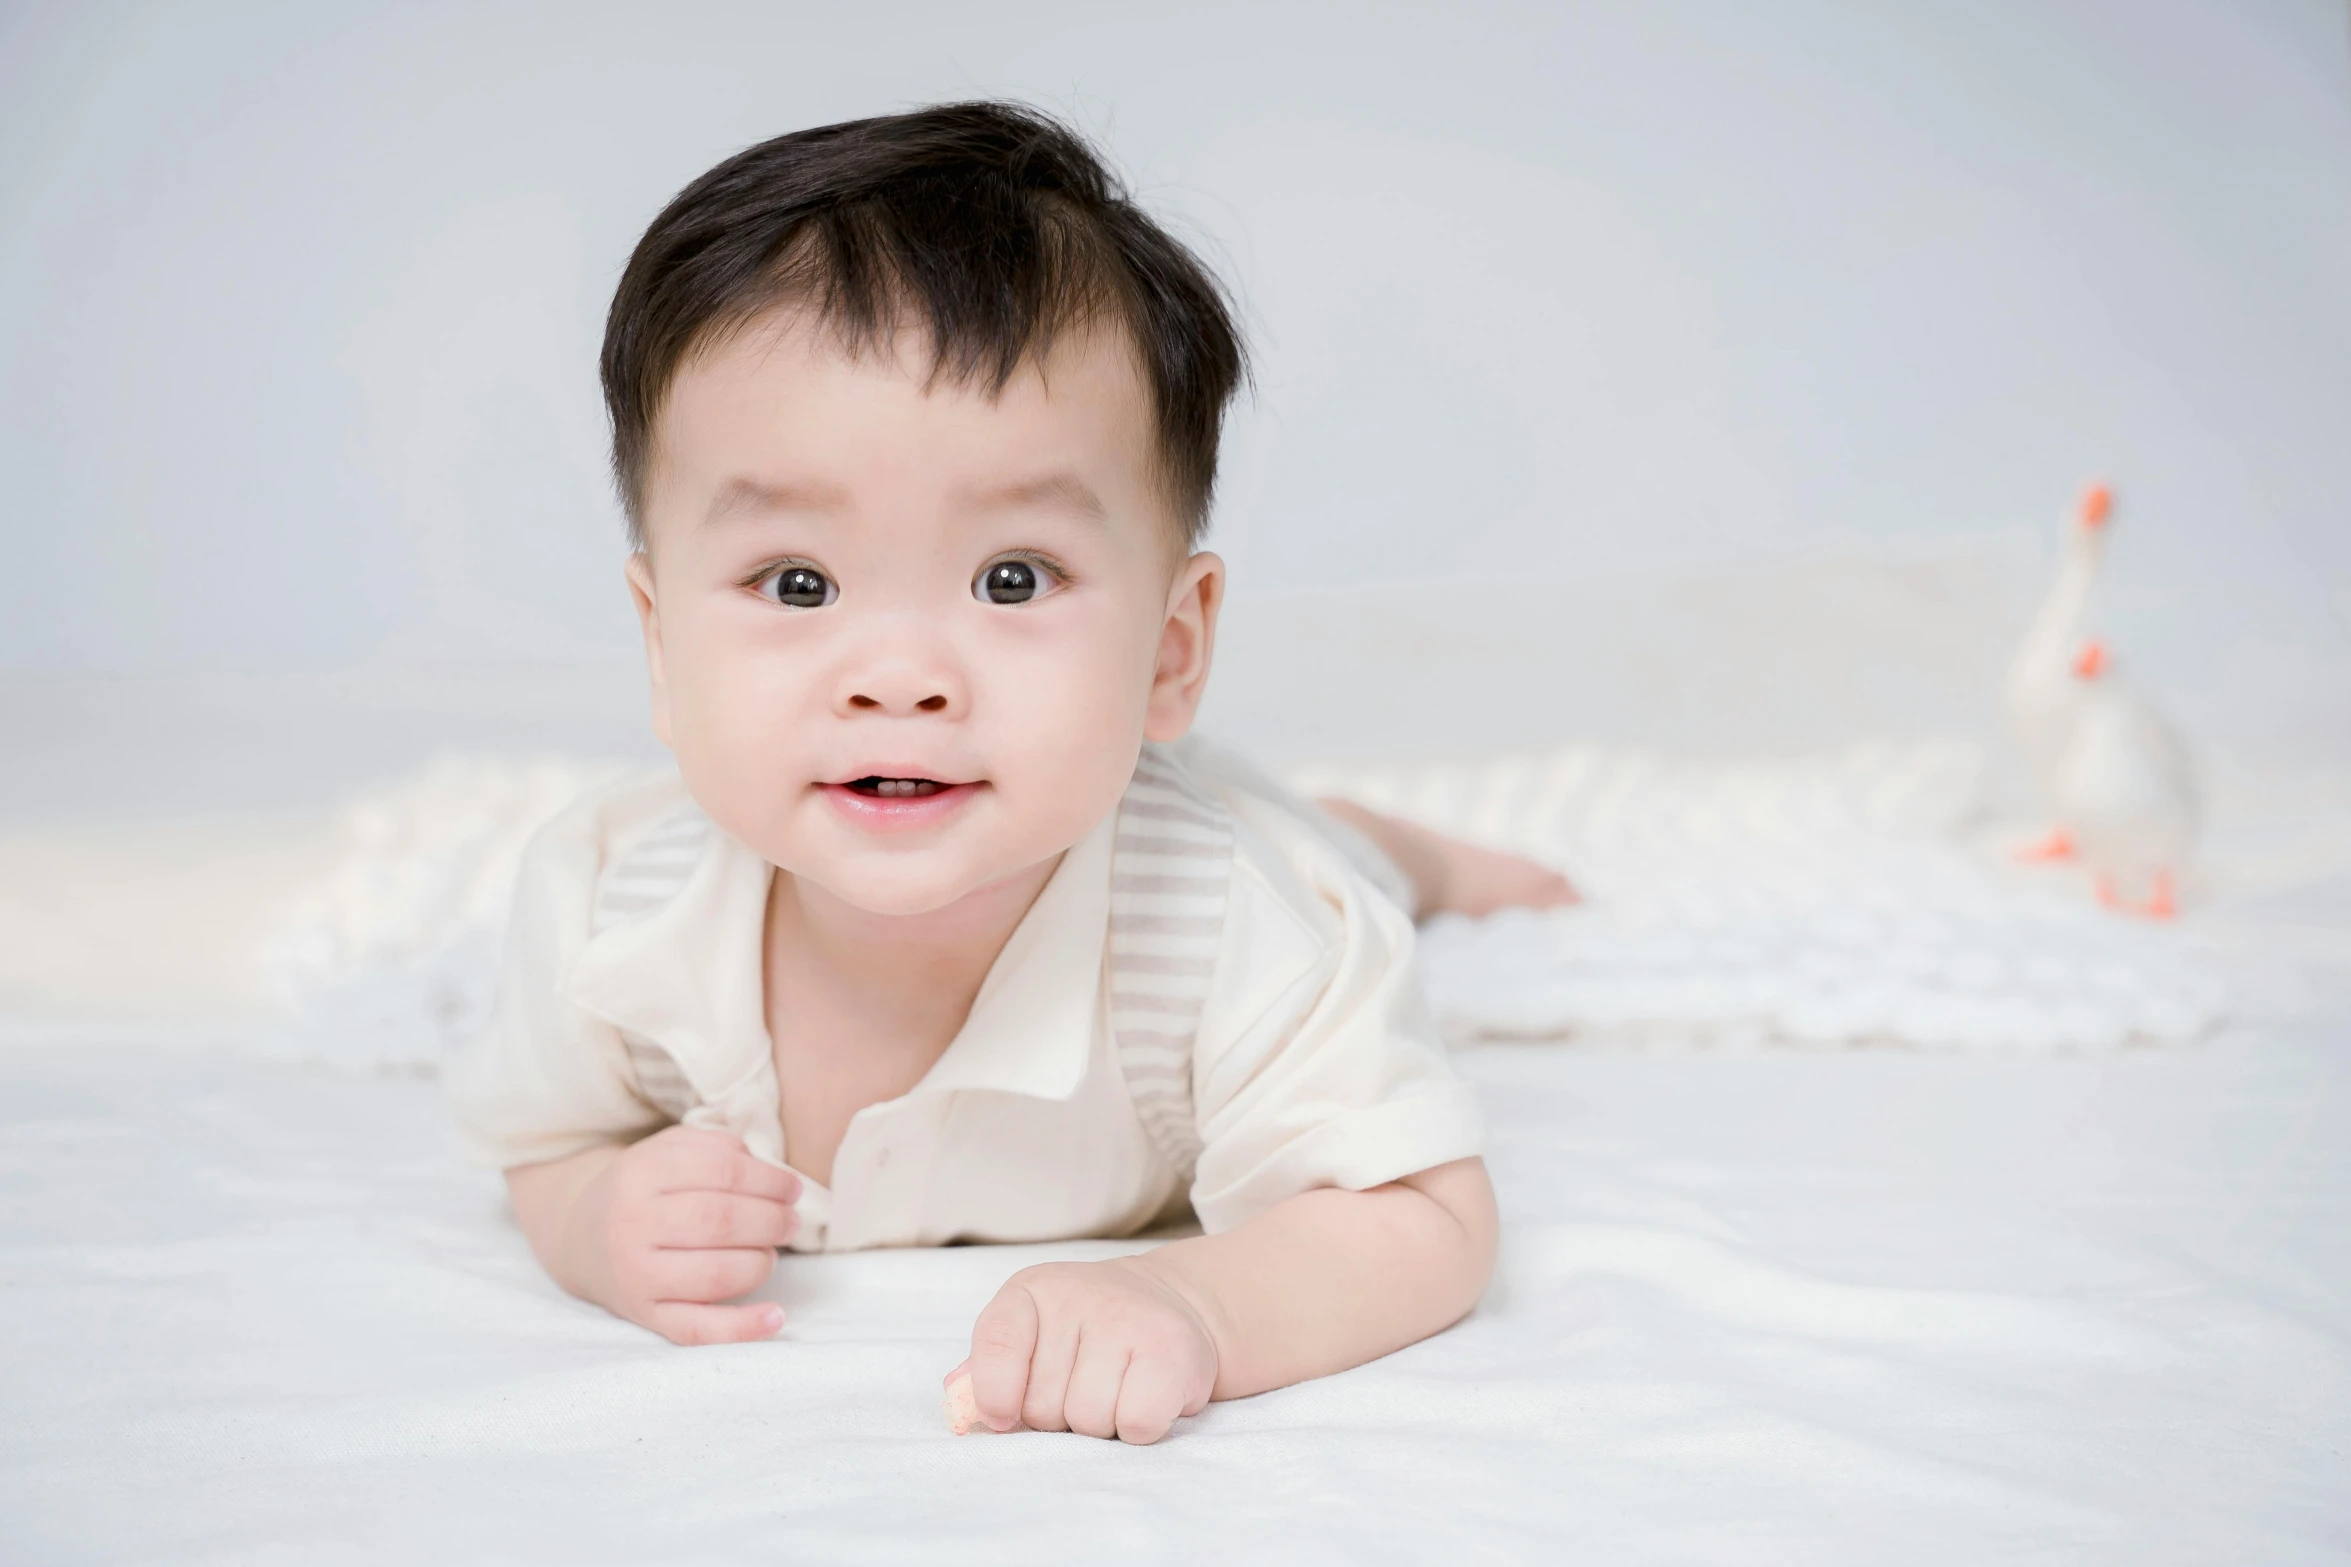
top-left (865, 777), bottom-right (945, 797)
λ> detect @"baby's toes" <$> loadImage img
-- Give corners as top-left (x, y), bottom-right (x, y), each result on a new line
top-left (1443, 844), bottom-right (1578, 918)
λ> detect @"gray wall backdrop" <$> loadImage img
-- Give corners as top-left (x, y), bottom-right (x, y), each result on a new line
top-left (3, 1), bottom-right (2346, 772)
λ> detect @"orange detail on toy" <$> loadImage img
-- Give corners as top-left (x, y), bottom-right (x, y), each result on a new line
top-left (2094, 867), bottom-right (2179, 919)
top-left (2072, 641), bottom-right (2107, 680)
top-left (2077, 482), bottom-right (2112, 529)
top-left (2016, 828), bottom-right (2076, 862)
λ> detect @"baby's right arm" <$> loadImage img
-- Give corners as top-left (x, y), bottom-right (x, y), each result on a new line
top-left (505, 1125), bottom-right (802, 1346)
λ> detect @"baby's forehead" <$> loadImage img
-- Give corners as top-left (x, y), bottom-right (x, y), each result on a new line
top-left (746, 299), bottom-right (1150, 398)
top-left (650, 308), bottom-right (1173, 521)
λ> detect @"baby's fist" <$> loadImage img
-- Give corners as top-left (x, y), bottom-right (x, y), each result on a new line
top-left (958, 1258), bottom-right (1218, 1444)
top-left (579, 1125), bottom-right (802, 1346)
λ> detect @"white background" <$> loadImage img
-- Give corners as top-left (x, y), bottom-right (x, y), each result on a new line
top-left (2, 0), bottom-right (2346, 792)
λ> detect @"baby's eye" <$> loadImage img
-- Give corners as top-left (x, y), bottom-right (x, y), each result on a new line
top-left (758, 565), bottom-right (835, 609)
top-left (974, 558), bottom-right (1056, 605)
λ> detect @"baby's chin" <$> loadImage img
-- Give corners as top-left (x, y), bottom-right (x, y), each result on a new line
top-left (772, 839), bottom-right (1057, 919)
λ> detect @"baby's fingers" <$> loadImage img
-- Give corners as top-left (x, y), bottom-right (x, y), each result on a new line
top-left (648, 1129), bottom-right (801, 1205)
top-left (653, 1190), bottom-right (799, 1250)
top-left (1112, 1352), bottom-right (1198, 1446)
top-left (966, 1284), bottom-right (1040, 1435)
top-left (649, 1244), bottom-right (777, 1304)
top-left (648, 1299), bottom-right (785, 1347)
top-left (1062, 1342), bottom-right (1131, 1441)
top-left (718, 1153), bottom-right (802, 1205)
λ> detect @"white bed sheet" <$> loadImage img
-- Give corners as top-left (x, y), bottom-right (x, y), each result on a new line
top-left (2, 1014), bottom-right (2345, 1563)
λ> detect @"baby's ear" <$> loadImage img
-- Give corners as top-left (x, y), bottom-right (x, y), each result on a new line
top-left (624, 553), bottom-right (675, 748)
top-left (1144, 552), bottom-right (1224, 743)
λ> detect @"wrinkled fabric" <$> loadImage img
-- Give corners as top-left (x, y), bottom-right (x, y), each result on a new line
top-left (3, 1019), bottom-right (2345, 1563)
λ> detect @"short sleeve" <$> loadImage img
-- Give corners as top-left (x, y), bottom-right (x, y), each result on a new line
top-left (1182, 807), bottom-right (1485, 1234)
top-left (442, 784), bottom-right (673, 1170)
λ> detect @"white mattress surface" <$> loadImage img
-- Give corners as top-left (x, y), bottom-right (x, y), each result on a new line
top-left (2, 1016), bottom-right (2345, 1562)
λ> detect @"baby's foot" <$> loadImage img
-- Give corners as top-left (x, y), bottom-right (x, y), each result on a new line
top-left (1421, 834), bottom-right (1580, 920)
top-left (1317, 798), bottom-right (1578, 921)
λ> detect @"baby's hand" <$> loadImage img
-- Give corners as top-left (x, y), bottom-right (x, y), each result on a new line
top-left (950, 1258), bottom-right (1218, 1443)
top-left (574, 1125), bottom-right (802, 1346)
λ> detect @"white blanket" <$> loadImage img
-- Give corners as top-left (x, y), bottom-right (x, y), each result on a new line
top-left (264, 741), bottom-right (2232, 1069)
top-left (1295, 739), bottom-right (2229, 1050)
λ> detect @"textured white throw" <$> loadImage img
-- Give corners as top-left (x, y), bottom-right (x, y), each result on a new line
top-left (268, 740), bottom-right (2225, 1068)
top-left (1286, 739), bottom-right (2226, 1050)
top-left (264, 754), bottom-right (633, 1067)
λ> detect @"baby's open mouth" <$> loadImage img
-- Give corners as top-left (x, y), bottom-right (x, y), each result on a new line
top-left (822, 774), bottom-right (981, 827)
top-left (845, 776), bottom-right (947, 798)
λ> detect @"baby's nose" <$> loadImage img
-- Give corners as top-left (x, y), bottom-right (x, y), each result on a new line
top-left (848, 690), bottom-right (950, 713)
top-left (834, 647), bottom-right (967, 718)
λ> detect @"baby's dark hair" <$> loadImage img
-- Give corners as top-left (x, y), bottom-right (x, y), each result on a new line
top-left (601, 100), bottom-right (1248, 549)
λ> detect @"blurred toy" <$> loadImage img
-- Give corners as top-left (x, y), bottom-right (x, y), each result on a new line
top-left (943, 1369), bottom-right (983, 1435)
top-left (2003, 482), bottom-right (2112, 860)
top-left (2046, 640), bottom-right (2201, 918)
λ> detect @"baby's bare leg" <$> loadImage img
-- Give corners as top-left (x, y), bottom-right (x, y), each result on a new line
top-left (1316, 798), bottom-right (1577, 922)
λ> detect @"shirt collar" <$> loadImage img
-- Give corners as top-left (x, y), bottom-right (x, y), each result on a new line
top-left (914, 810), bottom-right (1110, 1101)
top-left (562, 816), bottom-right (772, 1100)
top-left (563, 805), bottom-right (1112, 1106)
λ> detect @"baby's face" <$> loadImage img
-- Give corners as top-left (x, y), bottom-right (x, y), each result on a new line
top-left (629, 313), bottom-right (1219, 917)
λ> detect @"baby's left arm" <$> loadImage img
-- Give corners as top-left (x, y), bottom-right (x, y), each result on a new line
top-left (947, 1155), bottom-right (1497, 1443)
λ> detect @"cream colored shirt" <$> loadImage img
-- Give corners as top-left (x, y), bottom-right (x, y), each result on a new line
top-left (444, 749), bottom-right (1484, 1252)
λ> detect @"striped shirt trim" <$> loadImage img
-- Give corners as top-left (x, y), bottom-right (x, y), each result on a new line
top-left (1107, 744), bottom-right (1232, 1182)
top-left (591, 807), bottom-right (713, 1116)
top-left (621, 1029), bottom-right (697, 1120)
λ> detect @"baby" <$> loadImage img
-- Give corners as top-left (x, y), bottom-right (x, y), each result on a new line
top-left (447, 100), bottom-right (1571, 1445)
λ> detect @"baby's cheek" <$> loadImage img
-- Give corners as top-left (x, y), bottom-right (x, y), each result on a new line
top-left (986, 646), bottom-right (1149, 825)
top-left (667, 651), bottom-right (818, 850)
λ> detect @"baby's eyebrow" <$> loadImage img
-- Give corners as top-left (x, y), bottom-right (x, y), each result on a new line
top-left (704, 477), bottom-right (850, 526)
top-left (964, 472), bottom-right (1109, 525)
